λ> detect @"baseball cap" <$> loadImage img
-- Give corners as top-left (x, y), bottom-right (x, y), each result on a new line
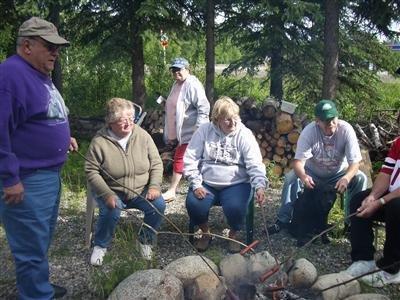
top-left (18, 17), bottom-right (70, 46)
top-left (315, 99), bottom-right (339, 121)
top-left (170, 57), bottom-right (189, 69)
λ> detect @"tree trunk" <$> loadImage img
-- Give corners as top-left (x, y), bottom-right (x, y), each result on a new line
top-left (205, 0), bottom-right (215, 106)
top-left (270, 47), bottom-right (283, 100)
top-left (130, 21), bottom-right (146, 106)
top-left (322, 0), bottom-right (339, 99)
top-left (48, 3), bottom-right (63, 94)
top-left (269, 4), bottom-right (285, 101)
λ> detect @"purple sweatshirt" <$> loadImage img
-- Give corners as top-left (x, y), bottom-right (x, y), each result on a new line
top-left (0, 55), bottom-right (71, 187)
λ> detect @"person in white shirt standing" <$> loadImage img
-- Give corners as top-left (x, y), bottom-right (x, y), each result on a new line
top-left (162, 57), bottom-right (210, 202)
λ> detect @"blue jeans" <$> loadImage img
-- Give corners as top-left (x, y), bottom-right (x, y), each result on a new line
top-left (186, 182), bottom-right (252, 231)
top-left (0, 170), bottom-right (61, 300)
top-left (277, 168), bottom-right (367, 224)
top-left (94, 190), bottom-right (165, 248)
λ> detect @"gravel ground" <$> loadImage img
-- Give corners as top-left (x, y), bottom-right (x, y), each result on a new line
top-left (1, 182), bottom-right (398, 299)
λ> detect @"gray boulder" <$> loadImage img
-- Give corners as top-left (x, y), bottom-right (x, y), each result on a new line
top-left (164, 255), bottom-right (219, 286)
top-left (247, 251), bottom-right (278, 283)
top-left (108, 269), bottom-right (184, 300)
top-left (220, 253), bottom-right (248, 286)
top-left (190, 273), bottom-right (226, 300)
top-left (311, 272), bottom-right (361, 300)
top-left (344, 294), bottom-right (390, 300)
top-left (288, 258), bottom-right (318, 288)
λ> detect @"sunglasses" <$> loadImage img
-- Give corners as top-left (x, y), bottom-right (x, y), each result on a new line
top-left (30, 37), bottom-right (63, 52)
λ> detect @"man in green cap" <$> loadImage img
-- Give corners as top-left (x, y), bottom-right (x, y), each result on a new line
top-left (0, 17), bottom-right (77, 299)
top-left (267, 99), bottom-right (367, 238)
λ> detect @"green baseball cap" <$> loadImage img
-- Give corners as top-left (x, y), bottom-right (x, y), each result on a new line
top-left (315, 99), bottom-right (339, 121)
top-left (18, 17), bottom-right (70, 46)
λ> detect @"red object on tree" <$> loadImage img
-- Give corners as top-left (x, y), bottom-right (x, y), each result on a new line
top-left (160, 31), bottom-right (168, 48)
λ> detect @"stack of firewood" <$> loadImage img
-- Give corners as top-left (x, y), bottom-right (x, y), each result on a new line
top-left (236, 97), bottom-right (308, 176)
top-left (142, 97), bottom-right (308, 176)
top-left (354, 109), bottom-right (399, 162)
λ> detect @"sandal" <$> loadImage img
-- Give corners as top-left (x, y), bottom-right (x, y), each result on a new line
top-left (162, 190), bottom-right (176, 203)
top-left (194, 234), bottom-right (212, 252)
top-left (164, 197), bottom-right (175, 203)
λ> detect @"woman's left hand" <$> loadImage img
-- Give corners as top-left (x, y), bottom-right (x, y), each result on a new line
top-left (146, 188), bottom-right (160, 201)
top-left (255, 187), bottom-right (266, 205)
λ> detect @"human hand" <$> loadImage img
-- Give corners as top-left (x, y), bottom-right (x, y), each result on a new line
top-left (147, 188), bottom-right (160, 201)
top-left (301, 175), bottom-right (315, 189)
top-left (3, 182), bottom-right (24, 205)
top-left (360, 194), bottom-right (375, 207)
top-left (105, 195), bottom-right (117, 209)
top-left (194, 187), bottom-right (208, 199)
top-left (335, 177), bottom-right (349, 194)
top-left (255, 187), bottom-right (266, 205)
top-left (69, 137), bottom-right (79, 152)
top-left (356, 199), bottom-right (381, 218)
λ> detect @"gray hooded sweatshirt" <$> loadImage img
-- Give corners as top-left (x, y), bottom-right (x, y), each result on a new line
top-left (184, 121), bottom-right (268, 190)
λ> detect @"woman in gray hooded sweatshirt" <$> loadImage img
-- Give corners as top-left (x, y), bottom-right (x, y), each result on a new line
top-left (184, 96), bottom-right (268, 253)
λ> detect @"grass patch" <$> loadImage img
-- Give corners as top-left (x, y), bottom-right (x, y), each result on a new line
top-left (89, 221), bottom-right (149, 298)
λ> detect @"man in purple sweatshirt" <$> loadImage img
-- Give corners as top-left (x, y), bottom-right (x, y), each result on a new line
top-left (0, 17), bottom-right (78, 299)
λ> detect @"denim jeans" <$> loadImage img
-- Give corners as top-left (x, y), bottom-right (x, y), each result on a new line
top-left (277, 168), bottom-right (367, 223)
top-left (0, 170), bottom-right (61, 300)
top-left (94, 190), bottom-right (165, 248)
top-left (350, 189), bottom-right (400, 274)
top-left (186, 182), bottom-right (252, 231)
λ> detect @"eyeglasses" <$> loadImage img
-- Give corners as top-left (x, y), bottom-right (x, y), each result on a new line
top-left (113, 117), bottom-right (134, 126)
top-left (220, 118), bottom-right (237, 125)
top-left (171, 67), bottom-right (184, 73)
top-left (30, 37), bottom-right (63, 52)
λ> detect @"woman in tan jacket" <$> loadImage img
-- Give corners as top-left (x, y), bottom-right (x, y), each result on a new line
top-left (85, 98), bottom-right (165, 265)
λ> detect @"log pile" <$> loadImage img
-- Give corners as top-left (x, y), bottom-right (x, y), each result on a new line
top-left (354, 109), bottom-right (399, 162)
top-left (236, 97), bottom-right (308, 176)
top-left (141, 97), bottom-right (309, 176)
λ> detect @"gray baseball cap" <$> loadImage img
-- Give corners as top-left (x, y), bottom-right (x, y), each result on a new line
top-left (18, 17), bottom-right (70, 46)
top-left (170, 57), bottom-right (189, 69)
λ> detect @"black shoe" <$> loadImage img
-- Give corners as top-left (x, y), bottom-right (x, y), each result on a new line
top-left (321, 233), bottom-right (330, 244)
top-left (51, 284), bottom-right (67, 299)
top-left (266, 220), bottom-right (288, 235)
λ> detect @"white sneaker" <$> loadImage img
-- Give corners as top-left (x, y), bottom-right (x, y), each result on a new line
top-left (162, 190), bottom-right (176, 202)
top-left (343, 260), bottom-right (377, 277)
top-left (361, 270), bottom-right (400, 287)
top-left (138, 242), bottom-right (153, 261)
top-left (90, 246), bottom-right (107, 266)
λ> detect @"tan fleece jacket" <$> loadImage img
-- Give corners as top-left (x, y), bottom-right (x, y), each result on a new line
top-left (85, 126), bottom-right (163, 201)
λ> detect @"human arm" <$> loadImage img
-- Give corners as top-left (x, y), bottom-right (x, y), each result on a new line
top-left (146, 132), bottom-right (163, 196)
top-left (183, 124), bottom-right (206, 190)
top-left (69, 137), bottom-right (79, 152)
top-left (189, 77), bottom-right (210, 127)
top-left (240, 127), bottom-right (268, 204)
top-left (337, 123), bottom-right (362, 193)
top-left (292, 124), bottom-right (315, 189)
top-left (293, 159), bottom-right (315, 189)
top-left (335, 162), bottom-right (359, 194)
top-left (356, 172), bottom-right (391, 218)
top-left (84, 139), bottom-right (117, 202)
